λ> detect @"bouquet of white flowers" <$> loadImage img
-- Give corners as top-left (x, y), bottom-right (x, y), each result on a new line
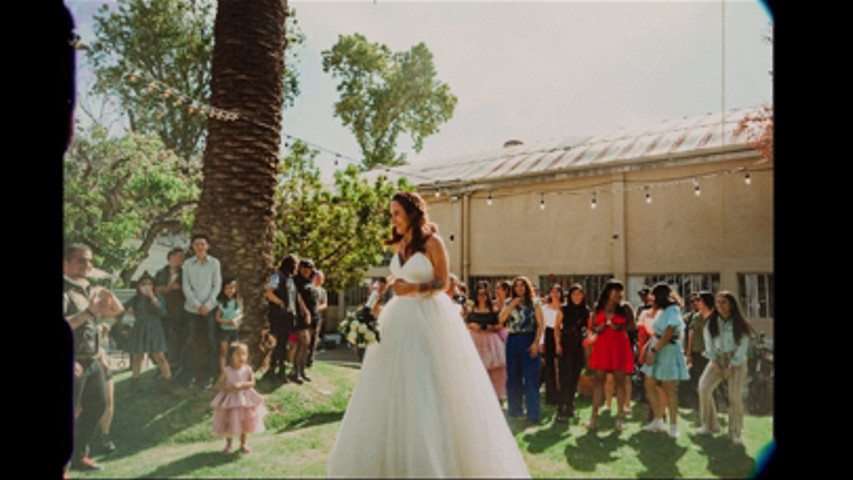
top-left (338, 303), bottom-right (381, 349)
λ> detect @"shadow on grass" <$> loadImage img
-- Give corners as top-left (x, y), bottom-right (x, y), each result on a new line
top-left (138, 450), bottom-right (237, 478)
top-left (691, 433), bottom-right (755, 477)
top-left (94, 369), bottom-right (219, 463)
top-left (276, 411), bottom-right (345, 434)
top-left (565, 428), bottom-right (624, 473)
top-left (522, 416), bottom-right (570, 454)
top-left (626, 430), bottom-right (689, 478)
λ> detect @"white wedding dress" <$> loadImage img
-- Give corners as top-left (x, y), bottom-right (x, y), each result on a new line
top-left (327, 252), bottom-right (530, 478)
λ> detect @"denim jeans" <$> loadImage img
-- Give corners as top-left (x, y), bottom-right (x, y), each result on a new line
top-left (506, 333), bottom-right (541, 422)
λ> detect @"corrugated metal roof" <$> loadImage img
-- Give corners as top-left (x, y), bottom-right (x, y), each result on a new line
top-left (371, 105), bottom-right (769, 186)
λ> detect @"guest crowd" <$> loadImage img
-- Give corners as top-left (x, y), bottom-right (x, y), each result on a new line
top-left (62, 236), bottom-right (329, 473)
top-left (449, 275), bottom-right (756, 443)
top-left (62, 238), bottom-right (758, 474)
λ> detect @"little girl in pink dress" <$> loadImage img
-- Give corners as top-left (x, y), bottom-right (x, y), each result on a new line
top-left (210, 343), bottom-right (268, 453)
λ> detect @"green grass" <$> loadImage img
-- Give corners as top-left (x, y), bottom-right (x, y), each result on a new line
top-left (70, 361), bottom-right (773, 478)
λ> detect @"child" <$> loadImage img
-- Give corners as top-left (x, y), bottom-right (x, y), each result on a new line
top-left (121, 273), bottom-right (172, 391)
top-left (215, 278), bottom-right (244, 376)
top-left (210, 343), bottom-right (267, 453)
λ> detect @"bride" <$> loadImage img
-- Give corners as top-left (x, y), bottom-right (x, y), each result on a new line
top-left (327, 192), bottom-right (530, 478)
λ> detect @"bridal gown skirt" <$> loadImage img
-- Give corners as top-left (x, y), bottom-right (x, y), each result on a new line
top-left (327, 293), bottom-right (530, 478)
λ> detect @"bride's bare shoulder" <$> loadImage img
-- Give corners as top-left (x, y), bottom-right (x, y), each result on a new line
top-left (424, 233), bottom-right (446, 251)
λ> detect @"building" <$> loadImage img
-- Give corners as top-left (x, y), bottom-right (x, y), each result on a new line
top-left (364, 105), bottom-right (774, 337)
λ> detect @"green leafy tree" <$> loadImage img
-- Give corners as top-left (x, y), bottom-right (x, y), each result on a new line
top-left (274, 141), bottom-right (414, 292)
top-left (63, 123), bottom-right (201, 286)
top-left (86, 0), bottom-right (304, 160)
top-left (322, 34), bottom-right (457, 170)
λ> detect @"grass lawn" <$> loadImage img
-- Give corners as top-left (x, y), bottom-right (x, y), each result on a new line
top-left (68, 357), bottom-right (774, 478)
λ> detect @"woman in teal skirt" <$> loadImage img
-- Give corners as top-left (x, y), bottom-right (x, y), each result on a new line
top-left (122, 273), bottom-right (173, 391)
top-left (640, 283), bottom-right (690, 438)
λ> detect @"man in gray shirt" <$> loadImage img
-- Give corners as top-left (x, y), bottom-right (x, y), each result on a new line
top-left (177, 234), bottom-right (222, 389)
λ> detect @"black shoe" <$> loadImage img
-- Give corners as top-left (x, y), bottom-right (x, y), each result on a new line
top-left (289, 373), bottom-right (303, 385)
top-left (202, 377), bottom-right (215, 389)
top-left (300, 371), bottom-right (312, 382)
top-left (277, 370), bottom-right (290, 384)
top-left (263, 369), bottom-right (279, 383)
top-left (100, 439), bottom-right (117, 454)
top-left (70, 457), bottom-right (103, 471)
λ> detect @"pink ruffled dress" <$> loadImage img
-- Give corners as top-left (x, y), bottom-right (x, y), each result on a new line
top-left (210, 365), bottom-right (268, 437)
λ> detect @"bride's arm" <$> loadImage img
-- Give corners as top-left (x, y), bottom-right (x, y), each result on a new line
top-left (392, 235), bottom-right (449, 296)
top-left (418, 235), bottom-right (449, 295)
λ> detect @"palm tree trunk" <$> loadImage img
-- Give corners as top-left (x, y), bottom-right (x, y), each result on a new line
top-left (194, 0), bottom-right (288, 370)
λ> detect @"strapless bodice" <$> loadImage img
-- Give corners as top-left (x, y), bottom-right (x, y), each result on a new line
top-left (390, 252), bottom-right (434, 284)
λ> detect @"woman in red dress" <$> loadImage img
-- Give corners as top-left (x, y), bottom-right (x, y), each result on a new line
top-left (586, 279), bottom-right (636, 431)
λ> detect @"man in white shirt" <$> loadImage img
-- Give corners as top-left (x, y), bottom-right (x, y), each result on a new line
top-left (178, 234), bottom-right (222, 389)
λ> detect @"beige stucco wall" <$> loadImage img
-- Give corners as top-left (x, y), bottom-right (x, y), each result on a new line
top-left (415, 152), bottom-right (773, 336)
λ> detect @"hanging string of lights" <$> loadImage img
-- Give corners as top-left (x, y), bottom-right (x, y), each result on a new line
top-left (71, 36), bottom-right (771, 208)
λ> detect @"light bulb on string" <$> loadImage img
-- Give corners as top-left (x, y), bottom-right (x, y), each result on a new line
top-left (591, 191), bottom-right (597, 209)
top-left (693, 179), bottom-right (701, 197)
top-left (645, 187), bottom-right (652, 204)
top-left (744, 172), bottom-right (752, 185)
top-left (487, 191), bottom-right (493, 206)
top-left (435, 189), bottom-right (441, 199)
top-left (540, 193), bottom-right (546, 210)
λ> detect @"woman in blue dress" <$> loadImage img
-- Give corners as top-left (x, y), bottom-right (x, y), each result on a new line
top-left (122, 273), bottom-right (173, 391)
top-left (640, 283), bottom-right (690, 438)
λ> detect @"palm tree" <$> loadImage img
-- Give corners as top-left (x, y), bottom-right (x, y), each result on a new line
top-left (194, 0), bottom-right (288, 369)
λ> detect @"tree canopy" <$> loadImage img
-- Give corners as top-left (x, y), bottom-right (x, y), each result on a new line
top-left (274, 140), bottom-right (414, 292)
top-left (86, 0), bottom-right (303, 160)
top-left (63, 123), bottom-right (201, 285)
top-left (322, 33), bottom-right (457, 170)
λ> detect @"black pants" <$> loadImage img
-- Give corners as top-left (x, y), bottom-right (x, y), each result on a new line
top-left (542, 327), bottom-right (559, 404)
top-left (161, 313), bottom-right (186, 369)
top-left (269, 313), bottom-right (293, 371)
top-left (557, 342), bottom-right (584, 416)
top-left (73, 358), bottom-right (107, 461)
top-left (178, 311), bottom-right (218, 382)
top-left (686, 351), bottom-right (708, 407)
top-left (307, 316), bottom-right (323, 366)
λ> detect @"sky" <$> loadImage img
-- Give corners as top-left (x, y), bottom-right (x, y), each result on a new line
top-left (65, 0), bottom-right (774, 185)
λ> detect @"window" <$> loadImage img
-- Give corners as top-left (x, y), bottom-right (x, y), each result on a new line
top-left (628, 273), bottom-right (720, 307)
top-left (539, 275), bottom-right (614, 305)
top-left (738, 273), bottom-right (774, 319)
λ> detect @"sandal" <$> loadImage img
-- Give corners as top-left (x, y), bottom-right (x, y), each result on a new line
top-left (223, 445), bottom-right (233, 454)
top-left (240, 445), bottom-right (252, 454)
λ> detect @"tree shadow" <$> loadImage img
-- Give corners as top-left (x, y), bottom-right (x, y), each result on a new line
top-left (276, 411), bottom-right (345, 434)
top-left (138, 450), bottom-right (237, 478)
top-left (93, 370), bottom-right (219, 463)
top-left (691, 433), bottom-right (756, 478)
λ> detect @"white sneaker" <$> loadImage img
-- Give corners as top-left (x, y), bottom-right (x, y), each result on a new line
top-left (642, 419), bottom-right (667, 432)
top-left (695, 425), bottom-right (712, 435)
top-left (668, 425), bottom-right (680, 438)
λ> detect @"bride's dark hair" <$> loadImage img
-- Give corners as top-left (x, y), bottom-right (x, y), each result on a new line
top-left (383, 192), bottom-right (438, 258)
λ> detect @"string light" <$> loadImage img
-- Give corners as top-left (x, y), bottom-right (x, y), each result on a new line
top-left (73, 37), bottom-right (770, 201)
